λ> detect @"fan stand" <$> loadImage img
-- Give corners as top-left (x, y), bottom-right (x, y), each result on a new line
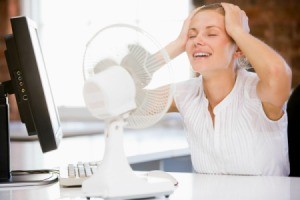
top-left (82, 118), bottom-right (174, 199)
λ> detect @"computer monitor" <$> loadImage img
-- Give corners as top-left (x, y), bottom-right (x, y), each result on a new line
top-left (0, 16), bottom-right (63, 186)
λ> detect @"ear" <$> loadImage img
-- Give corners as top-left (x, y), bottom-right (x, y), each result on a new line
top-left (234, 47), bottom-right (244, 58)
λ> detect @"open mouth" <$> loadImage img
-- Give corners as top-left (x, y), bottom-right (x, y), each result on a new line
top-left (193, 52), bottom-right (212, 58)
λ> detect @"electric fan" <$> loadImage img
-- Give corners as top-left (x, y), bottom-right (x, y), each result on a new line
top-left (82, 24), bottom-right (175, 199)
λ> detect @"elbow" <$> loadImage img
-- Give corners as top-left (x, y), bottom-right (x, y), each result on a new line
top-left (269, 62), bottom-right (292, 86)
top-left (268, 62), bottom-right (292, 103)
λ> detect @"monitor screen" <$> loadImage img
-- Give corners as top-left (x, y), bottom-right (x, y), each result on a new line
top-left (4, 16), bottom-right (63, 153)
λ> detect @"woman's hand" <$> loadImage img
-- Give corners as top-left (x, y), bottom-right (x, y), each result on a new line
top-left (221, 3), bottom-right (250, 38)
top-left (164, 7), bottom-right (202, 59)
top-left (175, 7), bottom-right (202, 52)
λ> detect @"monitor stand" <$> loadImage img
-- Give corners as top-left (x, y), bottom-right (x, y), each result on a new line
top-left (0, 82), bottom-right (58, 187)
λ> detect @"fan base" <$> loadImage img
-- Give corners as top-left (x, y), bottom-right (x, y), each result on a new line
top-left (81, 119), bottom-right (175, 199)
top-left (82, 170), bottom-right (174, 199)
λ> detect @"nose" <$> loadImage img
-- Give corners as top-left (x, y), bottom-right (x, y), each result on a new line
top-left (193, 34), bottom-right (205, 46)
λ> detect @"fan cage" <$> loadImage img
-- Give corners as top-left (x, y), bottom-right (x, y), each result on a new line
top-left (83, 24), bottom-right (175, 129)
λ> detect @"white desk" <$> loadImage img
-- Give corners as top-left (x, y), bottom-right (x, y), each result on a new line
top-left (1, 172), bottom-right (300, 200)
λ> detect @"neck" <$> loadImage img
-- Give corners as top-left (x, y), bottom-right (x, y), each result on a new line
top-left (203, 68), bottom-right (237, 108)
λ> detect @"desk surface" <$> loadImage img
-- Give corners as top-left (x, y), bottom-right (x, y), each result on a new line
top-left (1, 172), bottom-right (300, 200)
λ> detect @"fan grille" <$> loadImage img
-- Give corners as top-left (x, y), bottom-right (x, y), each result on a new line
top-left (83, 24), bottom-right (174, 129)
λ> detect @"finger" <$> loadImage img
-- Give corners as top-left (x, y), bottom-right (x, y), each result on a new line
top-left (221, 2), bottom-right (235, 9)
top-left (220, 2), bottom-right (231, 7)
top-left (188, 7), bottom-right (202, 19)
top-left (222, 3), bottom-right (241, 13)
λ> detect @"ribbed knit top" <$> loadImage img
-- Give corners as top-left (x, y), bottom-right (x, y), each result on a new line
top-left (174, 69), bottom-right (289, 176)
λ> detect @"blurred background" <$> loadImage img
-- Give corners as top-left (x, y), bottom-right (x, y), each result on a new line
top-left (1, 0), bottom-right (299, 121)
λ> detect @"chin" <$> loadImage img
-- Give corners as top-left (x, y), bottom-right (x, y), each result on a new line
top-left (191, 65), bottom-right (209, 74)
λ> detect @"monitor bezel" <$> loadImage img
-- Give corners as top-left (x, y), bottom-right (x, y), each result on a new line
top-left (4, 16), bottom-right (63, 153)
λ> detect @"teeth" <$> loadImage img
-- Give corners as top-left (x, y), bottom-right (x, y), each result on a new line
top-left (194, 52), bottom-right (211, 57)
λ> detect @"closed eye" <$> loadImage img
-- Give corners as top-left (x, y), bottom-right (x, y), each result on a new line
top-left (188, 28), bottom-right (198, 39)
top-left (207, 33), bottom-right (218, 37)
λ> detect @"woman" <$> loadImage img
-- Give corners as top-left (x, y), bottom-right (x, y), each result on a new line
top-left (164, 3), bottom-right (292, 176)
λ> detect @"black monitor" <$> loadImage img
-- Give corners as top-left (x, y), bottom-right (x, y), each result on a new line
top-left (0, 16), bottom-right (63, 186)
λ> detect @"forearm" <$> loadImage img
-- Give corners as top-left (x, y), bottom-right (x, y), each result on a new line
top-left (164, 39), bottom-right (186, 60)
top-left (143, 38), bottom-right (185, 76)
top-left (234, 30), bottom-right (289, 77)
top-left (232, 29), bottom-right (292, 104)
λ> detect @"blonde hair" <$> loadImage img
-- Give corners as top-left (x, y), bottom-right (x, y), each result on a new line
top-left (197, 3), bottom-right (225, 16)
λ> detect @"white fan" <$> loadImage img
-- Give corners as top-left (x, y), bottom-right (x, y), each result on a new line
top-left (81, 24), bottom-right (175, 199)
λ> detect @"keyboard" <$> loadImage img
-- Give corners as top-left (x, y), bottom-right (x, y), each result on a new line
top-left (59, 161), bottom-right (101, 187)
top-left (59, 161), bottom-right (178, 187)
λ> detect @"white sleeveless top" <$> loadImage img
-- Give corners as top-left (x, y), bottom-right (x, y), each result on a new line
top-left (174, 69), bottom-right (289, 176)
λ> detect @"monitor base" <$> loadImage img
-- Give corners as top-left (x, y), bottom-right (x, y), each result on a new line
top-left (0, 172), bottom-right (58, 187)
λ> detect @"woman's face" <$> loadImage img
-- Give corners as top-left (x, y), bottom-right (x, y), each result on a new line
top-left (186, 10), bottom-right (237, 74)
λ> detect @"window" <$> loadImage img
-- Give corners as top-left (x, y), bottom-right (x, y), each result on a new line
top-left (21, 0), bottom-right (192, 120)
